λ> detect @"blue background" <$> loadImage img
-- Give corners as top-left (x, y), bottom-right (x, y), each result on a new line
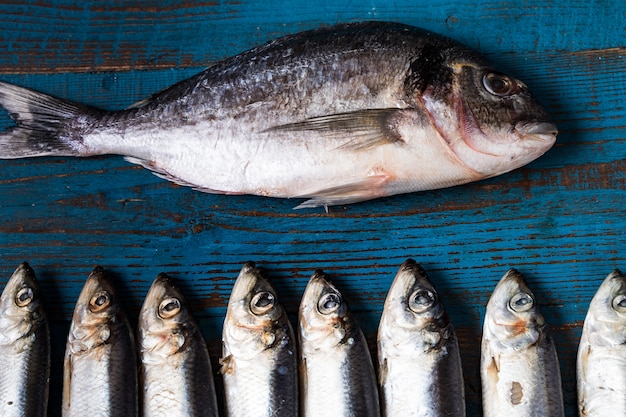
top-left (0, 1), bottom-right (624, 415)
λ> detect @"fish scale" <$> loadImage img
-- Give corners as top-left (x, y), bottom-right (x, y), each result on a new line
top-left (141, 345), bottom-right (217, 416)
top-left (223, 362), bottom-right (289, 416)
top-left (65, 353), bottom-right (131, 416)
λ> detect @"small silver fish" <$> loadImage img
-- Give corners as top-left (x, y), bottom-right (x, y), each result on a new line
top-left (0, 262), bottom-right (50, 417)
top-left (0, 21), bottom-right (556, 208)
top-left (377, 260), bottom-right (464, 417)
top-left (62, 266), bottom-right (137, 417)
top-left (138, 273), bottom-right (219, 417)
top-left (220, 262), bottom-right (297, 417)
top-left (299, 270), bottom-right (380, 417)
top-left (481, 269), bottom-right (564, 417)
top-left (577, 270), bottom-right (626, 417)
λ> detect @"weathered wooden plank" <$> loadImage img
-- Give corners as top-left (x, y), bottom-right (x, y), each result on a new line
top-left (0, 1), bottom-right (624, 416)
top-left (0, 1), bottom-right (623, 73)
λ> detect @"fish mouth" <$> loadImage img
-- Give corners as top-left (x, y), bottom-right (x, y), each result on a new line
top-left (229, 262), bottom-right (261, 301)
top-left (515, 121), bottom-right (558, 142)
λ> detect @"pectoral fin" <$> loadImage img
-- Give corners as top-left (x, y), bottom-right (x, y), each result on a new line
top-left (293, 175), bottom-right (389, 209)
top-left (266, 109), bottom-right (405, 151)
top-left (62, 351), bottom-right (73, 415)
top-left (218, 354), bottom-right (235, 375)
top-left (378, 357), bottom-right (389, 385)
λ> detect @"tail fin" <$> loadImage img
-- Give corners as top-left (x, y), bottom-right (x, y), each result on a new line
top-left (0, 81), bottom-right (90, 158)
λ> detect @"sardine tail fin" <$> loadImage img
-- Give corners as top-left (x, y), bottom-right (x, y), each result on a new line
top-left (293, 175), bottom-right (389, 209)
top-left (0, 81), bottom-right (91, 158)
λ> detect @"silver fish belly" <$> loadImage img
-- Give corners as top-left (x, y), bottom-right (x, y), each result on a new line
top-left (0, 263), bottom-right (50, 417)
top-left (220, 262), bottom-right (297, 417)
top-left (377, 260), bottom-right (464, 417)
top-left (62, 267), bottom-right (137, 417)
top-left (139, 273), bottom-right (219, 417)
top-left (0, 21), bottom-right (556, 208)
top-left (299, 270), bottom-right (380, 417)
top-left (577, 270), bottom-right (626, 417)
top-left (481, 269), bottom-right (564, 417)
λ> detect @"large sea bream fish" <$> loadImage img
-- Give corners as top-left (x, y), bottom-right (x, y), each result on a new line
top-left (0, 21), bottom-right (556, 208)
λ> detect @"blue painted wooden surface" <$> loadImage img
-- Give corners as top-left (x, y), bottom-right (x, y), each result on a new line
top-left (0, 1), bottom-right (624, 416)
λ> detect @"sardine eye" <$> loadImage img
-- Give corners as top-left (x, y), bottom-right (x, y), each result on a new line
top-left (251, 291), bottom-right (275, 315)
top-left (158, 298), bottom-right (181, 319)
top-left (318, 292), bottom-right (342, 315)
top-left (89, 291), bottom-right (111, 312)
top-left (509, 292), bottom-right (534, 312)
top-left (612, 294), bottom-right (626, 312)
top-left (15, 286), bottom-right (34, 307)
top-left (408, 289), bottom-right (436, 313)
top-left (483, 72), bottom-right (519, 96)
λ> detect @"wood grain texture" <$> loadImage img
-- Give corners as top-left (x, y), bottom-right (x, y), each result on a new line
top-left (0, 1), bottom-right (624, 416)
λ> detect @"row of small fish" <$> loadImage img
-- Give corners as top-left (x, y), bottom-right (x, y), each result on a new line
top-left (65, 267), bottom-right (218, 417)
top-left (482, 268), bottom-right (626, 417)
top-left (0, 264), bottom-right (219, 417)
top-left (0, 262), bottom-right (623, 416)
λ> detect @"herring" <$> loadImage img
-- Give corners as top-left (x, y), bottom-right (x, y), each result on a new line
top-left (220, 262), bottom-right (297, 417)
top-left (138, 273), bottom-right (219, 417)
top-left (0, 21), bottom-right (556, 208)
top-left (377, 260), bottom-right (464, 417)
top-left (0, 262), bottom-right (50, 417)
top-left (577, 270), bottom-right (626, 417)
top-left (481, 269), bottom-right (564, 417)
top-left (62, 267), bottom-right (137, 417)
top-left (298, 270), bottom-right (380, 417)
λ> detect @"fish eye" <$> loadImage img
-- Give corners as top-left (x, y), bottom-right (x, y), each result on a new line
top-left (250, 291), bottom-right (275, 315)
top-left (612, 294), bottom-right (626, 312)
top-left (483, 72), bottom-right (519, 97)
top-left (408, 289), bottom-right (436, 313)
top-left (89, 291), bottom-right (111, 312)
top-left (15, 286), bottom-right (34, 307)
top-left (509, 292), bottom-right (534, 312)
top-left (318, 292), bottom-right (342, 315)
top-left (158, 297), bottom-right (181, 319)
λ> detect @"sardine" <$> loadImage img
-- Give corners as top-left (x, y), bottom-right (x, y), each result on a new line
top-left (62, 266), bottom-right (137, 417)
top-left (220, 262), bottom-right (297, 417)
top-left (377, 260), bottom-right (464, 417)
top-left (138, 273), bottom-right (219, 417)
top-left (298, 270), bottom-right (380, 417)
top-left (0, 21), bottom-right (556, 208)
top-left (577, 270), bottom-right (626, 416)
top-left (481, 269), bottom-right (564, 417)
top-left (0, 262), bottom-right (50, 417)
